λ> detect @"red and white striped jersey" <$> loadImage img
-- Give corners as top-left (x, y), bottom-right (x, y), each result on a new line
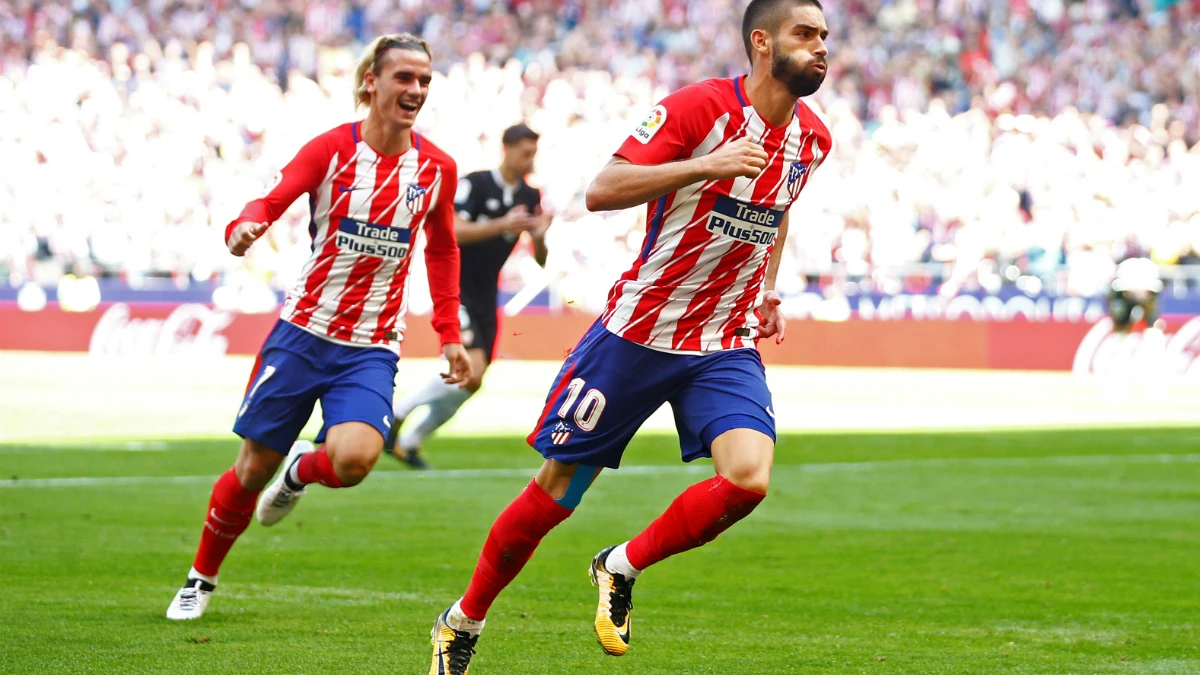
top-left (601, 76), bottom-right (833, 353)
top-left (226, 122), bottom-right (461, 354)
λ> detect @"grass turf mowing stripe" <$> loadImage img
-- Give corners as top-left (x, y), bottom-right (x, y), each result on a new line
top-left (4, 452), bottom-right (1199, 489)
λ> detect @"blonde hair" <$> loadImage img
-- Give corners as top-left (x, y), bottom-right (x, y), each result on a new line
top-left (354, 33), bottom-right (432, 109)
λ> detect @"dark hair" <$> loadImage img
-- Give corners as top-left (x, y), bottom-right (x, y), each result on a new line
top-left (501, 123), bottom-right (540, 147)
top-left (742, 0), bottom-right (824, 61)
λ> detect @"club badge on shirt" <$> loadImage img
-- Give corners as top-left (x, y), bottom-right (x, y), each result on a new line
top-left (405, 183), bottom-right (428, 213)
top-left (786, 161), bottom-right (808, 201)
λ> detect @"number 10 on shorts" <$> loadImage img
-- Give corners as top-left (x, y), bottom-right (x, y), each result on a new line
top-left (557, 378), bottom-right (607, 432)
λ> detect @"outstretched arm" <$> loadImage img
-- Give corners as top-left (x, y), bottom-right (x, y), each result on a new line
top-left (224, 136), bottom-right (329, 256)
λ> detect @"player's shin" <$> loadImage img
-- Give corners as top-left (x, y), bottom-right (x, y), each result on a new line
top-left (401, 383), bottom-right (471, 450)
top-left (394, 375), bottom-right (465, 421)
top-left (624, 474), bottom-right (765, 570)
top-left (457, 479), bottom-right (573, 620)
top-left (193, 467), bottom-right (260, 577)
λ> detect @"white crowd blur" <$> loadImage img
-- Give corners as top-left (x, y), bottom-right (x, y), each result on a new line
top-left (2, 0), bottom-right (1199, 314)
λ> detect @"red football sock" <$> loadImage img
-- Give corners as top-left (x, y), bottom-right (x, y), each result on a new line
top-left (294, 446), bottom-right (346, 488)
top-left (192, 468), bottom-right (260, 578)
top-left (625, 475), bottom-right (765, 570)
top-left (459, 480), bottom-right (573, 620)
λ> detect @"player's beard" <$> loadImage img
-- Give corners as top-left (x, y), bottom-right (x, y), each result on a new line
top-left (770, 50), bottom-right (826, 98)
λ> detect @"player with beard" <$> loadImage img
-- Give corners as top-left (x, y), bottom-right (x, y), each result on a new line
top-left (165, 33), bottom-right (471, 620)
top-left (428, 1), bottom-right (832, 671)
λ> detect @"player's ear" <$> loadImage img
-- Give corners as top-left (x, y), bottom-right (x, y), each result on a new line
top-left (750, 27), bottom-right (773, 60)
top-left (363, 70), bottom-right (377, 96)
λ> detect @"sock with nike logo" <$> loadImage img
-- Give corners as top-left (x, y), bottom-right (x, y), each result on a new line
top-left (192, 467), bottom-right (260, 577)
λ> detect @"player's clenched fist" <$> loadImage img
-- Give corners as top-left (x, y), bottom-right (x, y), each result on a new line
top-left (227, 221), bottom-right (269, 256)
top-left (702, 137), bottom-right (769, 181)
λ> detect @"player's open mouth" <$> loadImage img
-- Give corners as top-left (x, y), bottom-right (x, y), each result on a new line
top-left (811, 63), bottom-right (827, 73)
top-left (399, 101), bottom-right (420, 112)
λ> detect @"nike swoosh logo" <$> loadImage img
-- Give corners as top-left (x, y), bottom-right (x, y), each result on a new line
top-left (383, 415), bottom-right (391, 428)
top-left (338, 186), bottom-right (368, 193)
top-left (765, 406), bottom-right (775, 419)
top-left (209, 508), bottom-right (236, 527)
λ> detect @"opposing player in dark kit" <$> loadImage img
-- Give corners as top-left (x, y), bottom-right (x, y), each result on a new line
top-left (386, 124), bottom-right (550, 469)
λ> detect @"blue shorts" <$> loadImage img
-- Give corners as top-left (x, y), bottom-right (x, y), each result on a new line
top-left (233, 320), bottom-right (398, 455)
top-left (528, 322), bottom-right (776, 469)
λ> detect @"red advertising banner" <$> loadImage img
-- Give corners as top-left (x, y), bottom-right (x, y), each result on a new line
top-left (2, 303), bottom-right (1198, 374)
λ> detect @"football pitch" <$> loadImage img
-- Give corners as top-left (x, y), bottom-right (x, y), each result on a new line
top-left (2, 353), bottom-right (1199, 673)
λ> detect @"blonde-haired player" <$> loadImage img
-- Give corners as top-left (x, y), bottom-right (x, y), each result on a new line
top-left (167, 34), bottom-right (471, 620)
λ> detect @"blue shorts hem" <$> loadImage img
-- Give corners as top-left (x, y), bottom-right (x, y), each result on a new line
top-left (315, 410), bottom-right (392, 445)
top-left (685, 413), bottom-right (776, 462)
top-left (231, 428), bottom-right (296, 456)
top-left (534, 444), bottom-right (625, 470)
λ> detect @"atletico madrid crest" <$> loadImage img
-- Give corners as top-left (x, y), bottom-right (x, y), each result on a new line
top-left (551, 421), bottom-right (573, 445)
top-left (786, 161), bottom-right (808, 200)
top-left (405, 183), bottom-right (428, 212)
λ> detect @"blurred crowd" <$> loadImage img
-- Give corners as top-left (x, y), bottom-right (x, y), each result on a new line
top-left (2, 0), bottom-right (1200, 313)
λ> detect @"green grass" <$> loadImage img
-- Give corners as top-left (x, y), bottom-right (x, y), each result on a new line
top-left (2, 428), bottom-right (1199, 673)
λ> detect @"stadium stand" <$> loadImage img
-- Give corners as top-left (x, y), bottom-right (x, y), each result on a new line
top-left (2, 0), bottom-right (1199, 314)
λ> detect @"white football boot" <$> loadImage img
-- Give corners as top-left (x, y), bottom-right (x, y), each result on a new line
top-left (256, 440), bottom-right (314, 526)
top-left (166, 578), bottom-right (216, 620)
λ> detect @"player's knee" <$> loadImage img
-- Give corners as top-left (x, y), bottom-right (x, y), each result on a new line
top-left (325, 440), bottom-right (380, 486)
top-left (718, 463), bottom-right (771, 495)
top-left (235, 461), bottom-right (276, 491)
top-left (330, 452), bottom-right (375, 486)
top-left (234, 441), bottom-right (284, 491)
top-left (725, 472), bottom-right (770, 495)
top-left (711, 428), bottom-right (774, 494)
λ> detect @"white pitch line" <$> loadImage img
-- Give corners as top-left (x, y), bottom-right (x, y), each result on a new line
top-left (798, 452), bottom-right (1200, 473)
top-left (3, 454), bottom-right (1198, 490)
top-left (0, 441), bottom-right (172, 454)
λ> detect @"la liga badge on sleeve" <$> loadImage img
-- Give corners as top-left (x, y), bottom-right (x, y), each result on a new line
top-left (632, 105), bottom-right (667, 144)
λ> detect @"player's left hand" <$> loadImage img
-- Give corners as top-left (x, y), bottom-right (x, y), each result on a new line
top-left (756, 290), bottom-right (786, 344)
top-left (530, 212), bottom-right (553, 239)
top-left (441, 342), bottom-right (473, 387)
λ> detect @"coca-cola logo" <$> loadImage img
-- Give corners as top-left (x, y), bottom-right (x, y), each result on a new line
top-left (1073, 317), bottom-right (1200, 377)
top-left (89, 303), bottom-right (234, 357)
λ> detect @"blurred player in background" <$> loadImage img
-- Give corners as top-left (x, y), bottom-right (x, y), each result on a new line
top-left (428, 1), bottom-right (832, 671)
top-left (166, 33), bottom-right (470, 621)
top-left (385, 123), bottom-right (551, 469)
top-left (1108, 257), bottom-right (1164, 335)
top-left (1103, 256), bottom-right (1167, 399)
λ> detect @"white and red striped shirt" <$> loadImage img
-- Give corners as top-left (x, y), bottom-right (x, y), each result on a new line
top-left (602, 76), bottom-right (833, 353)
top-left (226, 122), bottom-right (461, 353)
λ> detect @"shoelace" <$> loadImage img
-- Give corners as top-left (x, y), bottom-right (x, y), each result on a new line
top-left (271, 488), bottom-right (301, 508)
top-left (446, 630), bottom-right (478, 674)
top-left (607, 573), bottom-right (635, 626)
top-left (177, 588), bottom-right (199, 610)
